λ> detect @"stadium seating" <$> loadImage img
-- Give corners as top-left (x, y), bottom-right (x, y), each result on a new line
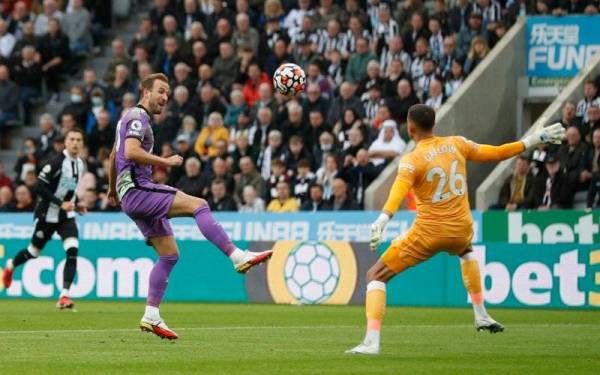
top-left (1, 0), bottom-right (598, 214)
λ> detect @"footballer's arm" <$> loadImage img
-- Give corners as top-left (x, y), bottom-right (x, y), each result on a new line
top-left (369, 170), bottom-right (413, 251)
top-left (381, 173), bottom-right (413, 217)
top-left (107, 146), bottom-right (119, 205)
top-left (124, 138), bottom-right (182, 167)
top-left (466, 123), bottom-right (566, 162)
top-left (467, 141), bottom-right (525, 162)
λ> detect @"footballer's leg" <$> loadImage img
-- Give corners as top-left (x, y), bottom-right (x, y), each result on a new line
top-left (2, 219), bottom-right (51, 289)
top-left (459, 248), bottom-right (504, 333)
top-left (345, 260), bottom-right (396, 355)
top-left (56, 219), bottom-right (79, 309)
top-left (168, 190), bottom-right (272, 273)
top-left (139, 234), bottom-right (180, 340)
top-left (347, 234), bottom-right (424, 355)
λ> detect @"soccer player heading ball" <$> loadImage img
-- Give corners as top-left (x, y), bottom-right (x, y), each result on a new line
top-left (106, 73), bottom-right (272, 340)
top-left (347, 104), bottom-right (565, 355)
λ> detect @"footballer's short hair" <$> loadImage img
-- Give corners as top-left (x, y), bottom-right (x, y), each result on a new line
top-left (408, 104), bottom-right (436, 131)
top-left (140, 73), bottom-right (169, 93)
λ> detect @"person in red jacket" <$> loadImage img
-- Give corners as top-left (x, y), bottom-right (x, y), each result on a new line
top-left (243, 62), bottom-right (270, 106)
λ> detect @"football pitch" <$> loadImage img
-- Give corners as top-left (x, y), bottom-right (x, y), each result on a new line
top-left (0, 300), bottom-right (599, 374)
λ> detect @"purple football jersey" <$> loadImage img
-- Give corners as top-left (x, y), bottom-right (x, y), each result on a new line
top-left (115, 105), bottom-right (155, 199)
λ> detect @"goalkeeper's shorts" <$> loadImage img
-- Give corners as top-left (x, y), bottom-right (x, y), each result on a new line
top-left (381, 225), bottom-right (474, 274)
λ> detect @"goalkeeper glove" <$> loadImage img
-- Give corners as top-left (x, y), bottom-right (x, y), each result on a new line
top-left (522, 123), bottom-right (566, 149)
top-left (370, 213), bottom-right (390, 252)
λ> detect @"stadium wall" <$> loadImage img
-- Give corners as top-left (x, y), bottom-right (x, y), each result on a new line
top-left (1, 212), bottom-right (599, 309)
top-left (476, 52), bottom-right (600, 209)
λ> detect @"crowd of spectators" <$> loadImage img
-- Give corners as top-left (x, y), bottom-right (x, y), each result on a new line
top-left (493, 77), bottom-right (600, 210)
top-left (1, 0), bottom-right (599, 214)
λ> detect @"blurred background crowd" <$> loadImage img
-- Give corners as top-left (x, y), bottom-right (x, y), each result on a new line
top-left (0, 0), bottom-right (598, 214)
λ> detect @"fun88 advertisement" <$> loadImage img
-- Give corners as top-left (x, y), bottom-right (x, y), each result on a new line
top-left (526, 15), bottom-right (600, 79)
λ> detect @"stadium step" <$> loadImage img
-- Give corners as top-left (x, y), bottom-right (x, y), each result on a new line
top-left (5, 2), bottom-right (148, 176)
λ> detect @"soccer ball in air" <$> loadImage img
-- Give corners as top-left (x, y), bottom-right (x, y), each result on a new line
top-left (284, 241), bottom-right (340, 304)
top-left (273, 63), bottom-right (306, 96)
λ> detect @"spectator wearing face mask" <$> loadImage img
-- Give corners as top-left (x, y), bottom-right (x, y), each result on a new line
top-left (86, 88), bottom-right (118, 133)
top-left (59, 85), bottom-right (89, 128)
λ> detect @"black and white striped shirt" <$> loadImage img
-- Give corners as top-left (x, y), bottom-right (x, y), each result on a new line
top-left (416, 73), bottom-right (435, 101)
top-left (576, 97), bottom-right (600, 123)
top-left (291, 30), bottom-right (320, 54)
top-left (363, 98), bottom-right (385, 124)
top-left (316, 29), bottom-right (348, 55)
top-left (367, 1), bottom-right (380, 30)
top-left (346, 29), bottom-right (372, 54)
top-left (36, 150), bottom-right (85, 223)
top-left (475, 1), bottom-right (502, 25)
top-left (380, 49), bottom-right (412, 75)
top-left (373, 19), bottom-right (400, 49)
top-left (429, 32), bottom-right (444, 61)
top-left (328, 63), bottom-right (343, 86)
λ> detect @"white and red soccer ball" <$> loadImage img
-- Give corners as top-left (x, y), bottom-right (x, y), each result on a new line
top-left (273, 63), bottom-right (306, 97)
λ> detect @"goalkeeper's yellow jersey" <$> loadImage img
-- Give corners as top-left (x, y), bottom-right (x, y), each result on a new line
top-left (383, 136), bottom-right (525, 238)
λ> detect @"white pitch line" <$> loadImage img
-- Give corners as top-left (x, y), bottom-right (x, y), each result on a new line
top-left (0, 324), bottom-right (597, 335)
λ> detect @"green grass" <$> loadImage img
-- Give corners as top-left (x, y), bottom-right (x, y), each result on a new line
top-left (0, 300), bottom-right (599, 374)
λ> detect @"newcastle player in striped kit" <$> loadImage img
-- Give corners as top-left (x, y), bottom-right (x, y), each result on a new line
top-left (3, 128), bottom-right (87, 309)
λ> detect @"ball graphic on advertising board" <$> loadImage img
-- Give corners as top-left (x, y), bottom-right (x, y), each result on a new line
top-left (284, 241), bottom-right (340, 304)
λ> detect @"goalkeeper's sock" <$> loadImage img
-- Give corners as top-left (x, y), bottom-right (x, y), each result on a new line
top-left (460, 257), bottom-right (489, 319)
top-left (364, 280), bottom-right (386, 346)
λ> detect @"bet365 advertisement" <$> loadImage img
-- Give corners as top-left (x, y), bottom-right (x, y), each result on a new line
top-left (0, 212), bottom-right (599, 309)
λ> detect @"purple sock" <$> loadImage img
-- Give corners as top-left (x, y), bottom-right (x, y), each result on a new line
top-left (147, 254), bottom-right (178, 307)
top-left (193, 204), bottom-right (236, 256)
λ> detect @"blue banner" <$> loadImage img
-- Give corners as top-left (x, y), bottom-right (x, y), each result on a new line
top-left (526, 15), bottom-right (600, 78)
top-left (0, 211), bottom-right (482, 243)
